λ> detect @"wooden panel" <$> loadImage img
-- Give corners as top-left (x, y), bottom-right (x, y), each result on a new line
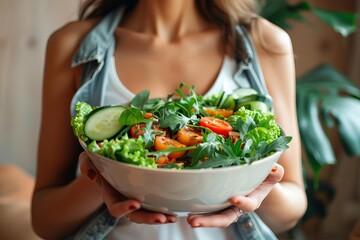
top-left (0, 38), bottom-right (11, 163)
top-left (0, 38), bottom-right (9, 110)
top-left (288, 0), bottom-right (355, 78)
top-left (0, 0), bottom-right (81, 175)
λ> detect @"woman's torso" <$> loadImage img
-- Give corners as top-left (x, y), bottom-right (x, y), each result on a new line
top-left (69, 7), bottom-right (273, 240)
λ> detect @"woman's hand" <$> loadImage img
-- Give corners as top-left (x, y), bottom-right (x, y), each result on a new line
top-left (80, 152), bottom-right (283, 227)
top-left (187, 163), bottom-right (284, 228)
top-left (79, 152), bottom-right (177, 224)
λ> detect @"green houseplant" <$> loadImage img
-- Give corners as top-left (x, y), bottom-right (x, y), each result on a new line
top-left (260, 0), bottom-right (359, 178)
top-left (260, 0), bottom-right (359, 238)
top-left (295, 64), bottom-right (360, 236)
top-left (260, 0), bottom-right (357, 37)
top-left (296, 65), bottom-right (360, 181)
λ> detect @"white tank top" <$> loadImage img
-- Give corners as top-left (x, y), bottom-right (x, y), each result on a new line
top-left (105, 56), bottom-right (237, 240)
top-left (104, 56), bottom-right (238, 106)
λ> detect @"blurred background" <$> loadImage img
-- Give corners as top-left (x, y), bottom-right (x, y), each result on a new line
top-left (0, 0), bottom-right (359, 239)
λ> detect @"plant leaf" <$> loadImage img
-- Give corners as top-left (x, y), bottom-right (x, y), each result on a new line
top-left (312, 7), bottom-right (358, 37)
top-left (159, 113), bottom-right (191, 131)
top-left (130, 90), bottom-right (150, 109)
top-left (142, 121), bottom-right (155, 149)
top-left (260, 0), bottom-right (358, 37)
top-left (297, 91), bottom-right (336, 166)
top-left (191, 133), bottom-right (221, 164)
top-left (296, 64), bottom-right (360, 173)
top-left (321, 97), bottom-right (360, 155)
top-left (193, 152), bottom-right (241, 169)
top-left (142, 98), bottom-right (165, 112)
top-left (261, 136), bottom-right (292, 156)
top-left (260, 0), bottom-right (311, 29)
top-left (119, 108), bottom-right (148, 126)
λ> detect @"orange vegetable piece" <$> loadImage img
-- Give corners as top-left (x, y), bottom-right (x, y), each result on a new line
top-left (176, 126), bottom-right (203, 146)
top-left (204, 108), bottom-right (234, 118)
top-left (154, 136), bottom-right (187, 159)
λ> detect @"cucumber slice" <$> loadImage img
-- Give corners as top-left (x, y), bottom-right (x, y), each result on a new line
top-left (232, 88), bottom-right (258, 99)
top-left (84, 106), bottom-right (126, 140)
top-left (235, 94), bottom-right (273, 112)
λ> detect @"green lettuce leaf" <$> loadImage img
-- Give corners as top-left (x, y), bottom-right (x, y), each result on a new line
top-left (88, 136), bottom-right (156, 168)
top-left (228, 107), bottom-right (282, 149)
top-left (71, 102), bottom-right (93, 141)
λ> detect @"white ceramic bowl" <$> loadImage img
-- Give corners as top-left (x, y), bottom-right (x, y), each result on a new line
top-left (80, 140), bottom-right (283, 215)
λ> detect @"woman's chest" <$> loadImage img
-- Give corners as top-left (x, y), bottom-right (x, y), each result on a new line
top-left (113, 31), bottom-right (226, 98)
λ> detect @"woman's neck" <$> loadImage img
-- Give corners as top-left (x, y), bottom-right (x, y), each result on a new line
top-left (122, 0), bottom-right (214, 42)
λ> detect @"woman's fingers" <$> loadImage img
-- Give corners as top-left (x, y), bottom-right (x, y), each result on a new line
top-left (79, 153), bottom-right (283, 226)
top-left (78, 152), bottom-right (178, 224)
top-left (78, 152), bottom-right (102, 185)
top-left (78, 152), bottom-right (94, 177)
top-left (126, 210), bottom-right (177, 224)
top-left (100, 178), bottom-right (141, 217)
top-left (229, 163), bottom-right (284, 212)
top-left (187, 163), bottom-right (284, 228)
top-left (78, 151), bottom-right (141, 217)
top-left (187, 207), bottom-right (243, 228)
top-left (262, 163), bottom-right (284, 186)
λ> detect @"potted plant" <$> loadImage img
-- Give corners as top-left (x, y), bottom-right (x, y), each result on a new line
top-left (260, 0), bottom-right (359, 238)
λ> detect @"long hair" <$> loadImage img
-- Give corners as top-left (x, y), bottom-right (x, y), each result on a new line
top-left (79, 0), bottom-right (260, 61)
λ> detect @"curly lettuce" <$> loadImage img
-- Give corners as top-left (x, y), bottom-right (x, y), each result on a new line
top-left (228, 107), bottom-right (282, 149)
top-left (88, 136), bottom-right (156, 168)
top-left (71, 102), bottom-right (93, 142)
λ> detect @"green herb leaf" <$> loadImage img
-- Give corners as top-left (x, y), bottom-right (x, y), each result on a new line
top-left (142, 98), bottom-right (165, 112)
top-left (130, 89), bottom-right (150, 109)
top-left (142, 121), bottom-right (156, 149)
top-left (119, 108), bottom-right (149, 126)
top-left (159, 113), bottom-right (191, 131)
top-left (190, 133), bottom-right (221, 166)
top-left (258, 136), bottom-right (292, 158)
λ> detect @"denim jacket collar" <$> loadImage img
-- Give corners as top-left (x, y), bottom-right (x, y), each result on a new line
top-left (71, 7), bottom-right (125, 67)
top-left (234, 25), bottom-right (270, 97)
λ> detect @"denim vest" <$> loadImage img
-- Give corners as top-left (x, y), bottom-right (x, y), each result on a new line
top-left (70, 7), bottom-right (277, 240)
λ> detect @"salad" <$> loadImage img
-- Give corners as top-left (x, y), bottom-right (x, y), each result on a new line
top-left (71, 83), bottom-right (292, 169)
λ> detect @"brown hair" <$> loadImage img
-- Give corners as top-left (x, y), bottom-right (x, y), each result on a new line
top-left (79, 0), bottom-right (260, 61)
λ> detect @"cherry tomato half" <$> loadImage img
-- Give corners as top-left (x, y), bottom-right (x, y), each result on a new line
top-left (154, 136), bottom-right (187, 159)
top-left (176, 126), bottom-right (203, 146)
top-left (130, 123), bottom-right (146, 138)
top-left (199, 117), bottom-right (233, 137)
top-left (155, 155), bottom-right (176, 165)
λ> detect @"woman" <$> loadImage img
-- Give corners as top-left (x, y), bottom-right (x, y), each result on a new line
top-left (32, 0), bottom-right (307, 239)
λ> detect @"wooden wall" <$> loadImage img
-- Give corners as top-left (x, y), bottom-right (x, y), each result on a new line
top-left (0, 0), bottom-right (80, 175)
top-left (288, 0), bottom-right (358, 82)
